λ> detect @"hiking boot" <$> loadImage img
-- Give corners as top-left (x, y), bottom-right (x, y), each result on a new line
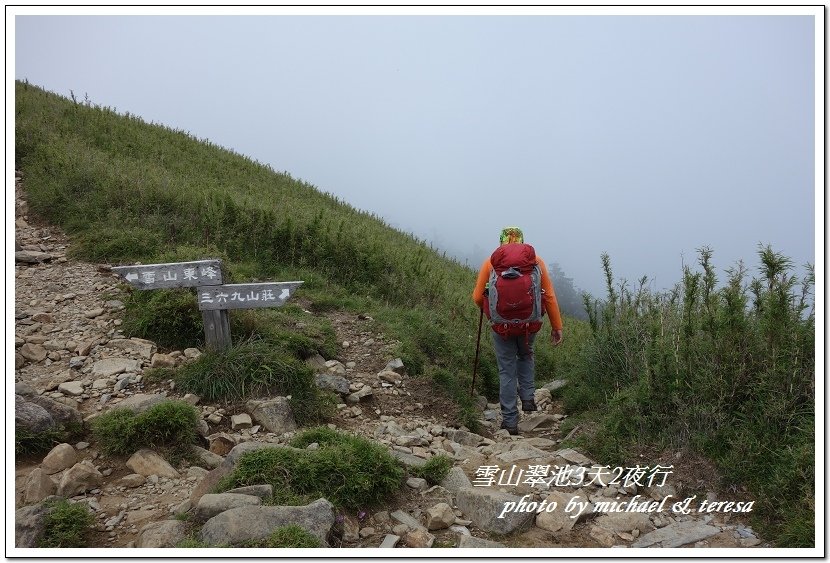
top-left (500, 422), bottom-right (519, 436)
top-left (521, 399), bottom-right (537, 412)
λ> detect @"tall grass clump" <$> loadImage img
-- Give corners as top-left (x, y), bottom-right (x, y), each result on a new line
top-left (37, 499), bottom-right (95, 548)
top-left (217, 426), bottom-right (404, 510)
top-left (567, 246), bottom-right (814, 547)
top-left (164, 338), bottom-right (333, 425)
top-left (91, 400), bottom-right (199, 457)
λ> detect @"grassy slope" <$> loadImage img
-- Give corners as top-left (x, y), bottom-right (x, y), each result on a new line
top-left (14, 81), bottom-right (586, 426)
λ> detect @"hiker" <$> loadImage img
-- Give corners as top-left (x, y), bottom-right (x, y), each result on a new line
top-left (472, 226), bottom-right (563, 435)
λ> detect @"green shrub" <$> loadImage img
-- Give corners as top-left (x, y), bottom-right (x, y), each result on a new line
top-left (121, 288), bottom-right (204, 350)
top-left (91, 400), bottom-right (199, 456)
top-left (571, 247), bottom-right (815, 547)
top-left (167, 338), bottom-right (332, 425)
top-left (38, 499), bottom-right (94, 547)
top-left (245, 525), bottom-right (321, 548)
top-left (15, 426), bottom-right (65, 456)
top-left (410, 454), bottom-right (453, 485)
top-left (218, 427), bottom-right (404, 509)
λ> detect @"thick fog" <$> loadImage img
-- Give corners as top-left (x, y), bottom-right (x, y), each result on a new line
top-left (12, 8), bottom-right (819, 298)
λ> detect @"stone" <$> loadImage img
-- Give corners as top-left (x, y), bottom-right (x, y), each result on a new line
top-left (421, 485), bottom-right (454, 507)
top-left (406, 477), bottom-right (429, 491)
top-left (390, 509), bottom-right (425, 531)
top-left (41, 443), bottom-right (77, 475)
top-left (457, 535), bottom-right (506, 548)
top-left (456, 488), bottom-right (534, 535)
top-left (225, 484), bottom-right (273, 500)
top-left (379, 534), bottom-right (400, 548)
top-left (391, 449), bottom-right (428, 469)
top-left (590, 524), bottom-right (617, 547)
top-left (15, 395), bottom-right (55, 434)
top-left (150, 353), bottom-right (176, 368)
top-left (126, 449), bottom-right (180, 478)
top-left (57, 381), bottom-right (84, 396)
top-left (195, 493), bottom-right (262, 521)
top-left (246, 398), bottom-right (297, 434)
top-left (385, 358), bottom-right (406, 374)
top-left (192, 446), bottom-right (224, 469)
top-left (340, 514), bottom-right (360, 543)
top-left (594, 512), bottom-right (655, 534)
top-left (230, 413), bottom-right (252, 430)
top-left (535, 490), bottom-right (593, 533)
top-left (443, 429), bottom-right (485, 447)
top-left (208, 434), bottom-right (237, 456)
top-left (20, 343), bottom-right (47, 363)
top-left (136, 520), bottom-right (190, 548)
top-left (83, 307), bottom-right (105, 318)
top-left (314, 374), bottom-right (351, 395)
top-left (632, 521), bottom-right (722, 548)
top-left (25, 394), bottom-right (82, 427)
top-left (15, 503), bottom-right (49, 547)
top-left (517, 414), bottom-right (559, 432)
top-left (440, 466), bottom-right (473, 494)
top-left (108, 338), bottom-right (155, 359)
top-left (16, 250), bottom-right (52, 264)
top-left (377, 370), bottom-right (402, 385)
top-left (542, 379), bottom-right (568, 393)
top-left (358, 527), bottom-right (375, 539)
top-left (120, 473), bottom-right (147, 488)
top-left (402, 528), bottom-right (435, 549)
top-left (92, 378), bottom-right (110, 390)
top-left (496, 445), bottom-right (552, 464)
top-left (90, 358), bottom-right (142, 378)
top-left (554, 448), bottom-right (594, 466)
top-left (425, 502), bottom-right (455, 531)
top-left (56, 460), bottom-right (103, 497)
top-left (23, 468), bottom-right (57, 505)
top-left (184, 348), bottom-right (202, 359)
top-left (113, 393), bottom-right (167, 414)
top-left (346, 384), bottom-right (373, 403)
top-left (325, 360), bottom-right (347, 376)
top-left (199, 498), bottom-right (335, 547)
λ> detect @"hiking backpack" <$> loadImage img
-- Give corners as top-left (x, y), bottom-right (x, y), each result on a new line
top-left (484, 243), bottom-right (544, 337)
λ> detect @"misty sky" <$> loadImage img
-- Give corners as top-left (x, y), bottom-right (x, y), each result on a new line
top-left (11, 7), bottom-right (820, 297)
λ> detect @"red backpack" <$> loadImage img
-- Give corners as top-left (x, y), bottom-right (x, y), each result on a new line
top-left (484, 243), bottom-right (544, 337)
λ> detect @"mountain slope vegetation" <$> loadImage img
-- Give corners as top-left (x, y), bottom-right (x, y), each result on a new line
top-left (15, 81), bottom-right (814, 547)
top-left (14, 80), bottom-right (581, 428)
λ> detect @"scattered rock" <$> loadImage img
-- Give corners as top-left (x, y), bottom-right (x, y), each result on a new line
top-left (456, 487), bottom-right (534, 535)
top-left (403, 528), bottom-right (435, 548)
top-left (246, 398), bottom-right (297, 434)
top-left (457, 535), bottom-right (506, 548)
top-left (136, 520), bottom-right (190, 548)
top-left (126, 449), bottom-right (180, 478)
top-left (633, 521), bottom-right (722, 548)
top-left (90, 358), bottom-right (142, 378)
top-left (314, 374), bottom-right (351, 396)
top-left (425, 502), bottom-right (455, 530)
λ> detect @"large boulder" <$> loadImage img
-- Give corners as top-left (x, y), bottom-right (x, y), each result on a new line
top-left (25, 394), bottom-right (83, 427)
top-left (41, 443), bottom-right (78, 475)
top-left (56, 461), bottom-right (103, 497)
top-left (15, 395), bottom-right (54, 434)
top-left (199, 498), bottom-right (335, 546)
top-left (194, 493), bottom-right (262, 521)
top-left (15, 502), bottom-right (49, 547)
top-left (22, 469), bottom-right (57, 506)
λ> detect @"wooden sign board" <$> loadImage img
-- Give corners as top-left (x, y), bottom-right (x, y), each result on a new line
top-left (110, 258), bottom-right (303, 350)
top-left (197, 282), bottom-right (304, 311)
top-left (112, 260), bottom-right (223, 290)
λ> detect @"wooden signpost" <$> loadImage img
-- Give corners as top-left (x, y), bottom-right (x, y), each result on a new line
top-left (112, 259), bottom-right (303, 350)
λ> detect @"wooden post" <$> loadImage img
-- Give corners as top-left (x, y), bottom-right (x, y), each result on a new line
top-left (201, 309), bottom-right (232, 351)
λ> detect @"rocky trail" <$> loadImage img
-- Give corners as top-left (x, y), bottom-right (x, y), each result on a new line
top-left (13, 172), bottom-right (768, 551)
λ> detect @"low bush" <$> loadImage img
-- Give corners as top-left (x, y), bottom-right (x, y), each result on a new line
top-left (217, 427), bottom-right (404, 510)
top-left (15, 427), bottom-right (65, 456)
top-left (91, 400), bottom-right (199, 457)
top-left (121, 288), bottom-right (204, 350)
top-left (410, 454), bottom-right (453, 485)
top-left (38, 499), bottom-right (95, 548)
top-left (166, 338), bottom-right (332, 425)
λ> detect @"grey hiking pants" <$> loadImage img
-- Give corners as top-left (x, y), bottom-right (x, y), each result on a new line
top-left (492, 331), bottom-right (538, 428)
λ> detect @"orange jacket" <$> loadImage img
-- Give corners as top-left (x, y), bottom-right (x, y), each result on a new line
top-left (472, 253), bottom-right (563, 332)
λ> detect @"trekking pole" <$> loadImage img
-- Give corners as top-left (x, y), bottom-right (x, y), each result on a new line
top-left (471, 307), bottom-right (484, 395)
